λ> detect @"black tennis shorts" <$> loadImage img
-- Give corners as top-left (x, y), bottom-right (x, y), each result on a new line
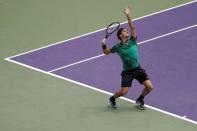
top-left (121, 66), bottom-right (149, 87)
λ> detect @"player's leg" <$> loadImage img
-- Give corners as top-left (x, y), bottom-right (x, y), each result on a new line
top-left (136, 80), bottom-right (153, 109)
top-left (109, 87), bottom-right (129, 109)
top-left (141, 80), bottom-right (153, 97)
top-left (114, 87), bottom-right (129, 98)
top-left (135, 67), bottom-right (153, 109)
top-left (109, 71), bottom-right (133, 109)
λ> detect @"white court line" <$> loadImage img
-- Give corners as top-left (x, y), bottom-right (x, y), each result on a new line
top-left (5, 0), bottom-right (197, 60)
top-left (49, 54), bottom-right (105, 72)
top-left (4, 57), bottom-right (197, 125)
top-left (49, 24), bottom-right (197, 73)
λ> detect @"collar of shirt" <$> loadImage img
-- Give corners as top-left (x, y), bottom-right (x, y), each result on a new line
top-left (119, 39), bottom-right (130, 48)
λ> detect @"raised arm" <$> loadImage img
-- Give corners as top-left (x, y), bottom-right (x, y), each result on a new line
top-left (125, 6), bottom-right (137, 39)
top-left (101, 38), bottom-right (111, 55)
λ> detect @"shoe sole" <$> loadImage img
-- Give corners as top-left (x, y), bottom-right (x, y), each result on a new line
top-left (136, 100), bottom-right (146, 110)
top-left (136, 104), bottom-right (146, 110)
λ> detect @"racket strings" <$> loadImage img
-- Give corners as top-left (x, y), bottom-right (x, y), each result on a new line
top-left (107, 23), bottom-right (120, 34)
top-left (105, 22), bottom-right (120, 39)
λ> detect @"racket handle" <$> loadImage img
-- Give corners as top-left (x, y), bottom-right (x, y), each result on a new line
top-left (105, 35), bottom-right (109, 39)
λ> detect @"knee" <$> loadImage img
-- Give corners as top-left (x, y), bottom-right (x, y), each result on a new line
top-left (146, 85), bottom-right (153, 91)
top-left (121, 88), bottom-right (129, 96)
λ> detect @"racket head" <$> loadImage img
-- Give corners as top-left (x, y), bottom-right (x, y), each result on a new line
top-left (105, 22), bottom-right (120, 39)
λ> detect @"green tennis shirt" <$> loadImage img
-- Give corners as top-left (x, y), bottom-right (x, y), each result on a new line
top-left (110, 36), bottom-right (139, 71)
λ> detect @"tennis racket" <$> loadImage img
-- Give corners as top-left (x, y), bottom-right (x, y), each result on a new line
top-left (105, 22), bottom-right (120, 39)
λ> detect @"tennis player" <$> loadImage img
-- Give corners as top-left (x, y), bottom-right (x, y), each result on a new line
top-left (101, 6), bottom-right (153, 109)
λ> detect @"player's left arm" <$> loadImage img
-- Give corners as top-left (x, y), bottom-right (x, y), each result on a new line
top-left (125, 6), bottom-right (137, 39)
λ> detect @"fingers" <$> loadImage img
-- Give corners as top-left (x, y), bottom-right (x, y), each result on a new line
top-left (101, 38), bottom-right (107, 44)
top-left (125, 5), bottom-right (131, 12)
top-left (125, 5), bottom-right (131, 15)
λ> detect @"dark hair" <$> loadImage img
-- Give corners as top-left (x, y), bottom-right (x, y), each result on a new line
top-left (117, 28), bottom-right (125, 40)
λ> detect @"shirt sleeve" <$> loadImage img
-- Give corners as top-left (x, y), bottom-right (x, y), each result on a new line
top-left (110, 45), bottom-right (117, 53)
top-left (129, 35), bottom-right (137, 41)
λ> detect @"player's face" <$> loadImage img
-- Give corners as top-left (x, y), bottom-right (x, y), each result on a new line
top-left (120, 29), bottom-right (129, 39)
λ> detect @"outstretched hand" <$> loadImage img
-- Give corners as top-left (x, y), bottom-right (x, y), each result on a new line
top-left (125, 6), bottom-right (131, 16)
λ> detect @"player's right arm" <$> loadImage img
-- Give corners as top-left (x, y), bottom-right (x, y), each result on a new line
top-left (101, 38), bottom-right (111, 55)
top-left (125, 6), bottom-right (137, 39)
